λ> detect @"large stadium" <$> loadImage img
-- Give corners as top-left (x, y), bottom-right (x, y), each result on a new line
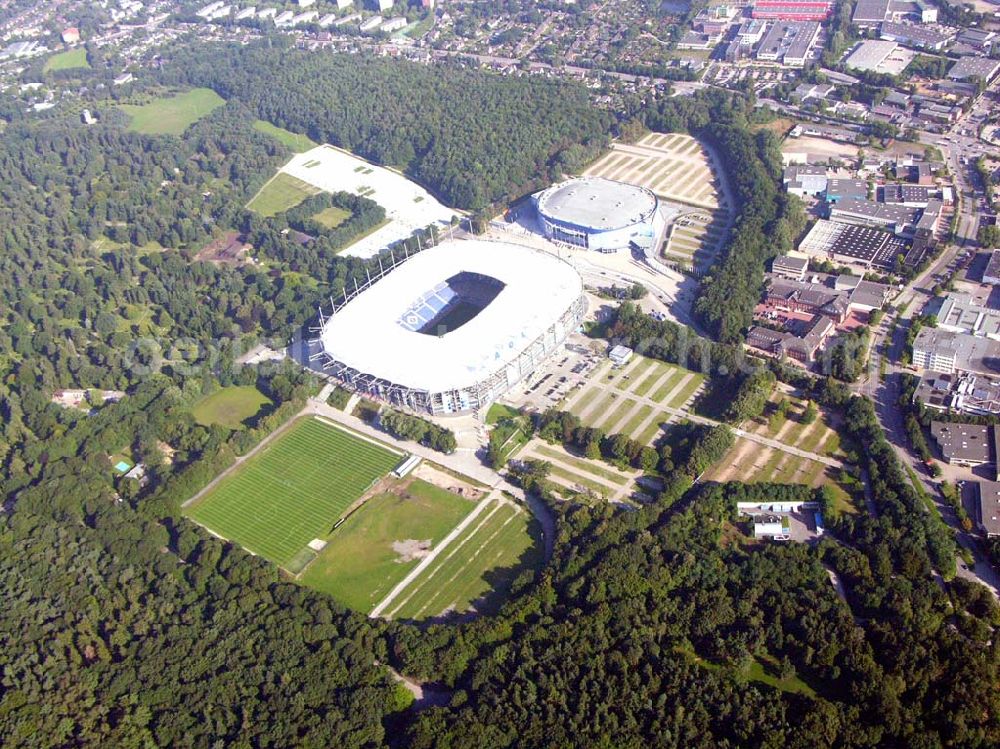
top-left (317, 239), bottom-right (586, 415)
top-left (534, 176), bottom-right (666, 253)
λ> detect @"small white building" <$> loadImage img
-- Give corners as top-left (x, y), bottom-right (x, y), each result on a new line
top-left (608, 345), bottom-right (633, 367)
top-left (753, 520), bottom-right (790, 541)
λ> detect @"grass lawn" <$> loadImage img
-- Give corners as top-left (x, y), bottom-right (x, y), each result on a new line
top-left (120, 88), bottom-right (225, 135)
top-left (486, 402), bottom-right (521, 425)
top-left (622, 404), bottom-right (656, 439)
top-left (186, 418), bottom-right (400, 567)
top-left (547, 464), bottom-right (617, 496)
top-left (190, 385), bottom-right (272, 429)
top-left (664, 373), bottom-right (706, 409)
top-left (246, 172), bottom-right (321, 216)
top-left (533, 443), bottom-right (631, 486)
top-left (743, 657), bottom-right (817, 698)
top-left (650, 370), bottom-right (684, 403)
top-left (300, 479), bottom-right (475, 612)
top-left (253, 120), bottom-right (317, 153)
top-left (44, 48), bottom-right (90, 72)
top-left (386, 501), bottom-right (541, 620)
top-left (312, 205), bottom-right (352, 229)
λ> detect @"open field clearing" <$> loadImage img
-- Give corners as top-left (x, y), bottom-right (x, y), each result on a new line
top-left (190, 385), bottom-right (272, 429)
top-left (185, 418), bottom-right (401, 567)
top-left (564, 354), bottom-right (706, 446)
top-left (43, 48), bottom-right (89, 72)
top-left (252, 120), bottom-right (318, 153)
top-left (120, 88), bottom-right (225, 135)
top-left (383, 499), bottom-right (541, 620)
top-left (299, 479), bottom-right (476, 612)
top-left (312, 205), bottom-right (352, 228)
top-left (703, 390), bottom-right (855, 511)
top-left (781, 134), bottom-right (860, 162)
top-left (246, 172), bottom-right (321, 216)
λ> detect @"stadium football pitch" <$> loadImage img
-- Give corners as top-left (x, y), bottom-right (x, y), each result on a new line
top-left (185, 418), bottom-right (401, 567)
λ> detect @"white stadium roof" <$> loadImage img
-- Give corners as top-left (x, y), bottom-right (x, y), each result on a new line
top-left (319, 240), bottom-right (584, 393)
top-left (535, 176), bottom-right (658, 232)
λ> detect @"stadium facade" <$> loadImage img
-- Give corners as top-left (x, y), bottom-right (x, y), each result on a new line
top-left (316, 239), bottom-right (586, 415)
top-left (534, 176), bottom-right (665, 253)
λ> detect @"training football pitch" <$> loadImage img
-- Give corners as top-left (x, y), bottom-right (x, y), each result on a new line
top-left (185, 418), bottom-right (401, 567)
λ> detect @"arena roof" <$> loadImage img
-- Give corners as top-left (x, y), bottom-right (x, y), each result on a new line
top-left (535, 177), bottom-right (658, 232)
top-left (319, 240), bottom-right (583, 393)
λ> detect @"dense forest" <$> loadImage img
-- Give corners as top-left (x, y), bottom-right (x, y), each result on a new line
top-left (160, 41), bottom-right (613, 211)
top-left (0, 41), bottom-right (997, 748)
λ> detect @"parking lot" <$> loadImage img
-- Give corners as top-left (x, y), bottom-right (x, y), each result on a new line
top-left (505, 335), bottom-right (607, 414)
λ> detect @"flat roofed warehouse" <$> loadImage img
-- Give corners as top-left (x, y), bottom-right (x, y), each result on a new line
top-left (930, 422), bottom-right (995, 466)
top-left (534, 177), bottom-right (665, 253)
top-left (844, 40), bottom-right (898, 72)
top-left (317, 240), bottom-right (586, 415)
top-left (948, 56), bottom-right (1000, 82)
top-left (797, 219), bottom-right (908, 269)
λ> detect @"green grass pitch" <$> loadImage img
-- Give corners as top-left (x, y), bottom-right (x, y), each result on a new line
top-left (185, 418), bottom-right (400, 567)
top-left (252, 120), bottom-right (318, 153)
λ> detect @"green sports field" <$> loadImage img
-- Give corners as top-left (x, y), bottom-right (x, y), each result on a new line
top-left (44, 48), bottom-right (90, 72)
top-left (120, 88), bottom-right (225, 135)
top-left (185, 418), bottom-right (401, 567)
top-left (299, 479), bottom-right (476, 612)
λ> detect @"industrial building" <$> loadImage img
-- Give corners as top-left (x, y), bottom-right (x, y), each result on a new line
top-left (797, 219), bottom-right (909, 270)
top-left (783, 165), bottom-right (828, 197)
top-left (930, 422), bottom-right (996, 468)
top-left (879, 21), bottom-right (954, 51)
top-left (948, 56), bottom-right (1000, 82)
top-left (755, 21), bottom-right (821, 66)
top-left (751, 0), bottom-right (832, 21)
top-left (983, 250), bottom-right (1000, 286)
top-left (911, 327), bottom-right (1000, 376)
top-left (844, 40), bottom-right (899, 73)
top-left (975, 482), bottom-right (1000, 537)
top-left (915, 372), bottom-right (1000, 417)
top-left (828, 199), bottom-right (921, 234)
